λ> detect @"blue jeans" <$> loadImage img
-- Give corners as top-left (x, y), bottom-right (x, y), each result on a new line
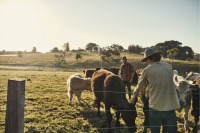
top-left (149, 108), bottom-right (177, 133)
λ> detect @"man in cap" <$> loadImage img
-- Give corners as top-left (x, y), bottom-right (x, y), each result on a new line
top-left (131, 48), bottom-right (180, 133)
top-left (120, 56), bottom-right (135, 99)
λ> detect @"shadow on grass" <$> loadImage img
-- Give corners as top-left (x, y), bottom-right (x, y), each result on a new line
top-left (176, 116), bottom-right (195, 132)
top-left (78, 101), bottom-right (130, 133)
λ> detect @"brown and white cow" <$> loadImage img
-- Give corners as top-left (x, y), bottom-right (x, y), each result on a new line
top-left (66, 73), bottom-right (91, 105)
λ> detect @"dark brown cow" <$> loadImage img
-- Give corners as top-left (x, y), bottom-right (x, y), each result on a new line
top-left (110, 67), bottom-right (120, 75)
top-left (83, 69), bottom-right (96, 78)
top-left (83, 68), bottom-right (110, 78)
top-left (91, 69), bottom-right (137, 133)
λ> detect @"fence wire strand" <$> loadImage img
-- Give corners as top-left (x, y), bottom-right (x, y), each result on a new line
top-left (0, 87), bottom-right (200, 131)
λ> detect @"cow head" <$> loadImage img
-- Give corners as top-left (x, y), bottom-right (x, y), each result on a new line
top-left (186, 71), bottom-right (200, 81)
top-left (121, 103), bottom-right (137, 133)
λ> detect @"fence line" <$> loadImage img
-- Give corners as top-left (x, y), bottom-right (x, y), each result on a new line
top-left (0, 85), bottom-right (199, 132)
top-left (0, 108), bottom-right (200, 113)
top-left (0, 109), bottom-right (199, 131)
top-left (0, 89), bottom-right (200, 94)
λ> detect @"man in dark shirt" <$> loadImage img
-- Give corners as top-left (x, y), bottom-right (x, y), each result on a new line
top-left (120, 56), bottom-right (134, 99)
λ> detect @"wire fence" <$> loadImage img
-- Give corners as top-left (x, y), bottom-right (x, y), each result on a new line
top-left (0, 88), bottom-right (199, 132)
top-left (0, 108), bottom-right (198, 131)
top-left (1, 89), bottom-right (200, 94)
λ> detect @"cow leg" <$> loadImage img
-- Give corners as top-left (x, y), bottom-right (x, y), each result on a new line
top-left (105, 105), bottom-right (112, 133)
top-left (183, 105), bottom-right (190, 131)
top-left (115, 109), bottom-right (121, 127)
top-left (75, 92), bottom-right (82, 105)
top-left (67, 90), bottom-right (73, 105)
top-left (95, 99), bottom-right (101, 117)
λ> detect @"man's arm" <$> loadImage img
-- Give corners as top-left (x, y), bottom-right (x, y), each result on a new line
top-left (133, 76), bottom-right (147, 97)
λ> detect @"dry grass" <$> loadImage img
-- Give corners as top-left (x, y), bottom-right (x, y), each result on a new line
top-left (0, 51), bottom-right (199, 132)
top-left (0, 70), bottom-right (197, 133)
top-left (0, 51), bottom-right (199, 73)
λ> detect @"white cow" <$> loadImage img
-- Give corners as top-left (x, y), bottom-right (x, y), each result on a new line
top-left (67, 73), bottom-right (91, 105)
top-left (173, 70), bottom-right (193, 131)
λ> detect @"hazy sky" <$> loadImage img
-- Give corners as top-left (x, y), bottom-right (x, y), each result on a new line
top-left (0, 0), bottom-right (199, 53)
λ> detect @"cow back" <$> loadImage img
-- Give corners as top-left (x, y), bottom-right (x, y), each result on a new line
top-left (91, 69), bottom-right (128, 105)
top-left (91, 69), bottom-right (113, 102)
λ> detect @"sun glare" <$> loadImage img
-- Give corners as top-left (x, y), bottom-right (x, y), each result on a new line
top-left (0, 0), bottom-right (71, 52)
top-left (0, 0), bottom-right (47, 51)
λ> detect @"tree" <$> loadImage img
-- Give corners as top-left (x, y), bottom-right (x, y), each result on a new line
top-left (155, 40), bottom-right (194, 60)
top-left (110, 44), bottom-right (124, 51)
top-left (167, 48), bottom-right (179, 65)
top-left (75, 53), bottom-right (82, 62)
top-left (54, 52), bottom-right (66, 67)
top-left (63, 42), bottom-right (70, 52)
top-left (51, 47), bottom-right (59, 53)
top-left (154, 40), bottom-right (182, 58)
top-left (93, 46), bottom-right (99, 52)
top-left (99, 49), bottom-right (120, 62)
top-left (182, 46), bottom-right (194, 60)
top-left (128, 45), bottom-right (143, 54)
top-left (85, 43), bottom-right (98, 51)
top-left (32, 47), bottom-right (37, 53)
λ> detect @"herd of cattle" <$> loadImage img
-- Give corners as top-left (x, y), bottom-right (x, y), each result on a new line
top-left (66, 67), bottom-right (200, 133)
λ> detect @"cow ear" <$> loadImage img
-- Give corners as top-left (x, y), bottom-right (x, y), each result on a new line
top-left (174, 76), bottom-right (178, 83)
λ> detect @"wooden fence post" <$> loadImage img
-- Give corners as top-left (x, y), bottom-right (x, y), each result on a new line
top-left (5, 79), bottom-right (25, 133)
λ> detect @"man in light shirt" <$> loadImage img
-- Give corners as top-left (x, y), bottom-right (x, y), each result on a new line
top-left (131, 48), bottom-right (180, 133)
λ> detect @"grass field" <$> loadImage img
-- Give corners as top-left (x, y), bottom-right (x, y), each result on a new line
top-left (0, 51), bottom-right (199, 132)
top-left (0, 70), bottom-right (198, 133)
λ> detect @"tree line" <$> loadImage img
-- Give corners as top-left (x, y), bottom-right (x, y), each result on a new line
top-left (51, 40), bottom-right (196, 61)
top-left (1, 40), bottom-right (197, 64)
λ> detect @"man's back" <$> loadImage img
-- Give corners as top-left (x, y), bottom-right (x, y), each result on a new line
top-left (143, 62), bottom-right (180, 111)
